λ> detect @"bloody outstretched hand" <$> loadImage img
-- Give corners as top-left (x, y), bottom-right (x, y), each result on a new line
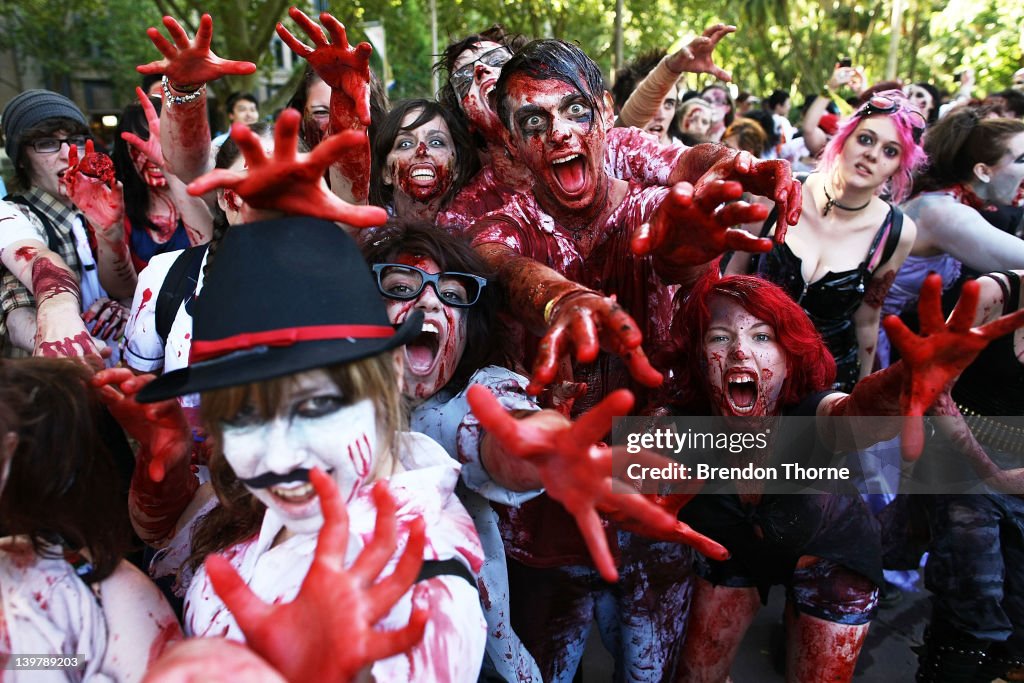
top-left (92, 369), bottom-right (191, 482)
top-left (206, 471), bottom-right (429, 683)
top-left (666, 24), bottom-right (735, 81)
top-left (121, 87), bottom-right (165, 168)
top-left (884, 273), bottom-right (1024, 460)
top-left (186, 108), bottom-right (387, 227)
top-left (138, 14), bottom-right (256, 86)
top-left (276, 7), bottom-right (372, 127)
top-left (530, 290), bottom-right (662, 395)
top-left (467, 385), bottom-right (728, 582)
top-left (632, 180), bottom-right (772, 269)
top-left (694, 152), bottom-right (801, 242)
top-left (65, 141), bottom-right (124, 232)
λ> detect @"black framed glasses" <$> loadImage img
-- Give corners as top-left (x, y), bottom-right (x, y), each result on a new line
top-left (855, 95), bottom-right (927, 143)
top-left (372, 263), bottom-right (487, 308)
top-left (449, 47), bottom-right (513, 99)
top-left (29, 135), bottom-right (88, 154)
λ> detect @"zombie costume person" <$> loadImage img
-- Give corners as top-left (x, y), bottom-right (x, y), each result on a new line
top-left (0, 91), bottom-right (135, 361)
top-left (369, 100), bottom-right (479, 222)
top-left (731, 92), bottom-right (927, 391)
top-left (461, 39), bottom-right (791, 682)
top-left (434, 25), bottom-right (745, 231)
top-left (880, 111), bottom-right (1024, 365)
top-left (914, 271), bottom-right (1024, 682)
top-left (97, 217), bottom-right (487, 682)
top-left (0, 358), bottom-right (181, 681)
top-left (362, 221), bottom-right (544, 681)
top-left (111, 88), bottom-right (212, 271)
top-left (668, 271), bottom-right (1024, 682)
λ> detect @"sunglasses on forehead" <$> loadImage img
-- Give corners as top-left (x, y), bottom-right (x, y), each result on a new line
top-left (449, 47), bottom-right (513, 100)
top-left (855, 95), bottom-right (927, 143)
top-left (372, 263), bottom-right (487, 308)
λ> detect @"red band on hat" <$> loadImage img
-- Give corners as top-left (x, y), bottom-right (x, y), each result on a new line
top-left (189, 324), bottom-right (396, 363)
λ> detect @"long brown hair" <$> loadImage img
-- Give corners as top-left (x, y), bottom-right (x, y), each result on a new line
top-left (0, 358), bottom-right (130, 582)
top-left (187, 354), bottom-right (405, 570)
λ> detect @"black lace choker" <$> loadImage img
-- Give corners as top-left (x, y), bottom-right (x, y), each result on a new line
top-left (822, 184), bottom-right (871, 216)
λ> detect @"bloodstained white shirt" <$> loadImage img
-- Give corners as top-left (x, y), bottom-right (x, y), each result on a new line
top-left (184, 432), bottom-right (487, 682)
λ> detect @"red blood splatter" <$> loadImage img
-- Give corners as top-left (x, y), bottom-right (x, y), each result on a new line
top-left (14, 246), bottom-right (38, 263)
top-left (37, 332), bottom-right (94, 357)
top-left (146, 618), bottom-right (182, 663)
top-left (863, 270), bottom-right (896, 309)
top-left (30, 258), bottom-right (80, 304)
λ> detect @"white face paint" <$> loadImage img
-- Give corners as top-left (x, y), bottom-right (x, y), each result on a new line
top-left (220, 370), bottom-right (378, 536)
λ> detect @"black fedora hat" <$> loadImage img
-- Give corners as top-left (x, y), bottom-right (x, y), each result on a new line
top-left (138, 216), bottom-right (422, 403)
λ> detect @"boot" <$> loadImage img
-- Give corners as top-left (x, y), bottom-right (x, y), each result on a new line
top-left (915, 625), bottom-right (991, 683)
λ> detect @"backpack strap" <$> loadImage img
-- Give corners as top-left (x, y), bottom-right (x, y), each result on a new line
top-left (156, 244), bottom-right (209, 346)
top-left (415, 558), bottom-right (477, 589)
top-left (4, 194), bottom-right (62, 253)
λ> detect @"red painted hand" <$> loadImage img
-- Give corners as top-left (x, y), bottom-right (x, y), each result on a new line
top-left (186, 109), bottom-right (387, 228)
top-left (82, 297), bottom-right (128, 341)
top-left (65, 141), bottom-right (124, 233)
top-left (632, 180), bottom-right (772, 267)
top-left (467, 385), bottom-right (726, 581)
top-left (666, 24), bottom-right (735, 81)
top-left (121, 87), bottom-right (165, 168)
top-left (276, 7), bottom-right (372, 127)
top-left (884, 273), bottom-right (1024, 460)
top-left (92, 369), bottom-right (191, 482)
top-left (530, 290), bottom-right (662, 395)
top-left (695, 153), bottom-right (801, 242)
top-left (206, 471), bottom-right (429, 683)
top-left (138, 14), bottom-right (256, 85)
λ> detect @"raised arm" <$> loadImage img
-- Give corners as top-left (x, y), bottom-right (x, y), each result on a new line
top-left (667, 144), bottom-right (802, 241)
top-left (92, 368), bottom-right (199, 546)
top-left (474, 242), bottom-right (662, 394)
top-left (122, 87), bottom-right (213, 245)
top-left (467, 385), bottom-right (728, 582)
top-left (138, 14), bottom-right (257, 184)
top-left (914, 197), bottom-right (1024, 272)
top-left (617, 24), bottom-right (734, 129)
top-left (631, 179), bottom-right (772, 287)
top-left (276, 7), bottom-right (373, 204)
top-left (826, 273), bottom-right (1024, 460)
top-left (1, 238), bottom-right (103, 360)
top-left (64, 142), bottom-right (137, 299)
top-left (186, 108), bottom-right (387, 228)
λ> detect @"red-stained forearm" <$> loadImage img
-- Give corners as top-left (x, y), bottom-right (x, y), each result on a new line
top-left (328, 91), bottom-right (370, 204)
top-left (666, 143), bottom-right (738, 186)
top-left (129, 445), bottom-right (200, 546)
top-left (92, 229), bottom-right (137, 300)
top-left (160, 91), bottom-right (213, 185)
top-left (476, 243), bottom-right (588, 335)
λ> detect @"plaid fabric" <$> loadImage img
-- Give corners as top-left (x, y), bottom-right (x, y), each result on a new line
top-left (1, 188), bottom-right (82, 356)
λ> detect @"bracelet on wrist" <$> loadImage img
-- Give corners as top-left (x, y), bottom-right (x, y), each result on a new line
top-left (543, 288), bottom-right (594, 325)
top-left (162, 75), bottom-right (205, 105)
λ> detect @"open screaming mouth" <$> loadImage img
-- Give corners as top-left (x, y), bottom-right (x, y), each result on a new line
top-left (406, 321), bottom-right (440, 374)
top-left (726, 373), bottom-right (758, 413)
top-left (551, 153), bottom-right (587, 194)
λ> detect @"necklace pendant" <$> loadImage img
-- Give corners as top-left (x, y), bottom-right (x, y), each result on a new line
top-left (823, 199), bottom-right (834, 217)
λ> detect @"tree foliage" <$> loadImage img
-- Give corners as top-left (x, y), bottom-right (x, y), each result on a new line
top-left (3, 0), bottom-right (1021, 115)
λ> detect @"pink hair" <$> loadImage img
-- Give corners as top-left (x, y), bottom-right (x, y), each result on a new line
top-left (818, 90), bottom-right (928, 203)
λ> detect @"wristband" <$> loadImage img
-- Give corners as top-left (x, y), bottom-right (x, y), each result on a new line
top-left (162, 76), bottom-right (205, 105)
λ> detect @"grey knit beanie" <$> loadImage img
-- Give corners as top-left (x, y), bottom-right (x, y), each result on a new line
top-left (2, 90), bottom-right (87, 167)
